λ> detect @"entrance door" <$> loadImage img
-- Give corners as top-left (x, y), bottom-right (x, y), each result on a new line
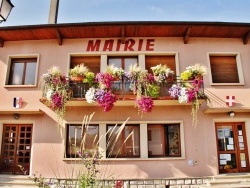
top-left (215, 122), bottom-right (250, 173)
top-left (0, 124), bottom-right (32, 175)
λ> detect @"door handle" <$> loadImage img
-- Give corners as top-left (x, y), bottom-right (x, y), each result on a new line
top-left (16, 150), bottom-right (19, 155)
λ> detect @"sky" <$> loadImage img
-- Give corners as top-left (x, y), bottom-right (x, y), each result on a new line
top-left (1, 0), bottom-right (250, 27)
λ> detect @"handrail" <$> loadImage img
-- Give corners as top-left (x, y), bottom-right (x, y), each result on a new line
top-left (69, 77), bottom-right (205, 100)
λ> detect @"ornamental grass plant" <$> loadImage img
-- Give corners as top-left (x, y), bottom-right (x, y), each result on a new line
top-left (26, 112), bottom-right (132, 188)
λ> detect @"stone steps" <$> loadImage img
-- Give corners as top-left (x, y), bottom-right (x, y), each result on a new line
top-left (201, 173), bottom-right (250, 188)
top-left (0, 175), bottom-right (37, 188)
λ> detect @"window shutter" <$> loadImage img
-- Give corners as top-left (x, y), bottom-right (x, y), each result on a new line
top-left (210, 56), bottom-right (239, 83)
top-left (145, 55), bottom-right (176, 75)
top-left (70, 56), bottom-right (100, 74)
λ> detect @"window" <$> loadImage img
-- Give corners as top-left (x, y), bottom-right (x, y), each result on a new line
top-left (148, 124), bottom-right (181, 157)
top-left (66, 124), bottom-right (99, 158)
top-left (70, 56), bottom-right (100, 74)
top-left (209, 54), bottom-right (244, 85)
top-left (7, 57), bottom-right (38, 86)
top-left (145, 55), bottom-right (176, 76)
top-left (108, 56), bottom-right (138, 93)
top-left (106, 124), bottom-right (140, 158)
top-left (108, 56), bottom-right (138, 72)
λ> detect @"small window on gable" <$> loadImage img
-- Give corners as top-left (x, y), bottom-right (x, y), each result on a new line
top-left (145, 55), bottom-right (176, 76)
top-left (70, 56), bottom-right (100, 74)
top-left (7, 57), bottom-right (38, 86)
top-left (209, 54), bottom-right (244, 85)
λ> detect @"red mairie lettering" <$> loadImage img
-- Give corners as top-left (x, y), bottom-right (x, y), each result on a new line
top-left (103, 40), bottom-right (114, 51)
top-left (86, 39), bottom-right (155, 52)
top-left (86, 40), bottom-right (101, 51)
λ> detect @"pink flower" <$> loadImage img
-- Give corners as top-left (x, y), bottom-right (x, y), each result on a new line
top-left (95, 89), bottom-right (117, 112)
top-left (136, 96), bottom-right (154, 113)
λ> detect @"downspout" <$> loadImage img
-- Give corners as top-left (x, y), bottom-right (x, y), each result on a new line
top-left (48, 0), bottom-right (59, 24)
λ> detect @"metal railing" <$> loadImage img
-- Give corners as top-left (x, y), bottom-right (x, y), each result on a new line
top-left (69, 78), bottom-right (205, 100)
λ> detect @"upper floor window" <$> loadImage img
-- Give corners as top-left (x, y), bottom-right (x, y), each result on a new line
top-left (145, 55), bottom-right (177, 76)
top-left (148, 124), bottom-right (181, 157)
top-left (108, 56), bottom-right (138, 93)
top-left (70, 56), bottom-right (101, 74)
top-left (108, 56), bottom-right (138, 72)
top-left (208, 53), bottom-right (244, 85)
top-left (66, 124), bottom-right (99, 158)
top-left (106, 124), bottom-right (140, 158)
top-left (6, 57), bottom-right (38, 86)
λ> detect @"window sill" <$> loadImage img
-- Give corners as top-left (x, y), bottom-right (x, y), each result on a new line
top-left (4, 85), bottom-right (37, 88)
top-left (210, 83), bottom-right (244, 86)
top-left (63, 157), bottom-right (185, 161)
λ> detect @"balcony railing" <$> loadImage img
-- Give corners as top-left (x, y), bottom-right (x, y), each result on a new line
top-left (69, 77), bottom-right (205, 101)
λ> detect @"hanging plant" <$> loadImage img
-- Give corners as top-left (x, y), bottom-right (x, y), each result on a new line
top-left (40, 66), bottom-right (70, 122)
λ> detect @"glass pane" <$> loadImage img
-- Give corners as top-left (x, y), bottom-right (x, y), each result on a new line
top-left (107, 125), bottom-right (140, 158)
top-left (217, 125), bottom-right (234, 151)
top-left (219, 153), bottom-right (237, 170)
top-left (67, 124), bottom-right (99, 157)
top-left (24, 62), bottom-right (36, 85)
top-left (148, 125), bottom-right (164, 156)
top-left (82, 125), bottom-right (99, 150)
top-left (124, 58), bottom-right (138, 71)
top-left (108, 58), bottom-right (122, 68)
top-left (68, 125), bottom-right (82, 157)
top-left (11, 63), bottom-right (24, 85)
top-left (238, 125), bottom-right (244, 150)
top-left (166, 125), bottom-right (181, 156)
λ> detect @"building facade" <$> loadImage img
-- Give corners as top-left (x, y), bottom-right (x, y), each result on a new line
top-left (0, 21), bottom-right (250, 180)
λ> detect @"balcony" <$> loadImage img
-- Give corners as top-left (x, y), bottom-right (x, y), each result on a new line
top-left (67, 78), bottom-right (205, 106)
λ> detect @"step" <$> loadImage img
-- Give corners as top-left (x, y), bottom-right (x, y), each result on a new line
top-left (207, 173), bottom-right (250, 187)
top-left (0, 175), bottom-right (37, 188)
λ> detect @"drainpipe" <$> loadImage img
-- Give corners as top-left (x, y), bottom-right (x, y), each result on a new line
top-left (48, 0), bottom-right (59, 24)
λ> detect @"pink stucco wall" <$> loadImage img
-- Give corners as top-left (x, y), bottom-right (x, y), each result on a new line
top-left (0, 37), bottom-right (250, 179)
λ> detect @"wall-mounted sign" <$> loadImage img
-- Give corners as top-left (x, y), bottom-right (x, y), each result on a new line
top-left (13, 97), bottom-right (22, 109)
top-left (226, 96), bottom-right (235, 107)
top-left (86, 39), bottom-right (155, 52)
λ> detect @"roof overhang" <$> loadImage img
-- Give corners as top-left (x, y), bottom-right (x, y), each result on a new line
top-left (0, 21), bottom-right (250, 46)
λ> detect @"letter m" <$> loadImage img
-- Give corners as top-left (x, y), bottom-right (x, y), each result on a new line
top-left (86, 40), bottom-right (101, 51)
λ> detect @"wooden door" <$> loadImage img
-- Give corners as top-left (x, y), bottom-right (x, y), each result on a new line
top-left (0, 124), bottom-right (32, 175)
top-left (215, 122), bottom-right (250, 173)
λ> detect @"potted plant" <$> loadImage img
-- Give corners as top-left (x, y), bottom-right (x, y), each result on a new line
top-left (180, 63), bottom-right (207, 81)
top-left (169, 64), bottom-right (208, 126)
top-left (40, 66), bottom-right (70, 121)
top-left (151, 64), bottom-right (174, 83)
top-left (69, 63), bottom-right (89, 82)
top-left (105, 64), bottom-right (125, 80)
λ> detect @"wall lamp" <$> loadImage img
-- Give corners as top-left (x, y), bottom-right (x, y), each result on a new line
top-left (0, 0), bottom-right (14, 23)
top-left (229, 111), bottom-right (235, 117)
top-left (13, 113), bottom-right (20, 120)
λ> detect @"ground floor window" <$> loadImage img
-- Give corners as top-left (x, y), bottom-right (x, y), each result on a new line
top-left (148, 124), bottom-right (181, 157)
top-left (106, 124), bottom-right (140, 158)
top-left (66, 123), bottom-right (183, 159)
top-left (66, 124), bottom-right (99, 158)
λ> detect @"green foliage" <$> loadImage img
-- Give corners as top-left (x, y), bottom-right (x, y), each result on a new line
top-left (147, 84), bottom-right (160, 98)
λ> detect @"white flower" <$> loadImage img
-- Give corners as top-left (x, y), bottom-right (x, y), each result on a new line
top-left (85, 87), bottom-right (96, 103)
top-left (178, 87), bottom-right (188, 103)
top-left (48, 66), bottom-right (61, 76)
top-left (129, 64), bottom-right (141, 74)
top-left (46, 89), bottom-right (54, 101)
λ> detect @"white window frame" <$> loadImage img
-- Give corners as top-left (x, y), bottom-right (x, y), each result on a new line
top-left (4, 54), bottom-right (40, 88)
top-left (64, 120), bottom-right (185, 161)
top-left (207, 52), bottom-right (244, 86)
